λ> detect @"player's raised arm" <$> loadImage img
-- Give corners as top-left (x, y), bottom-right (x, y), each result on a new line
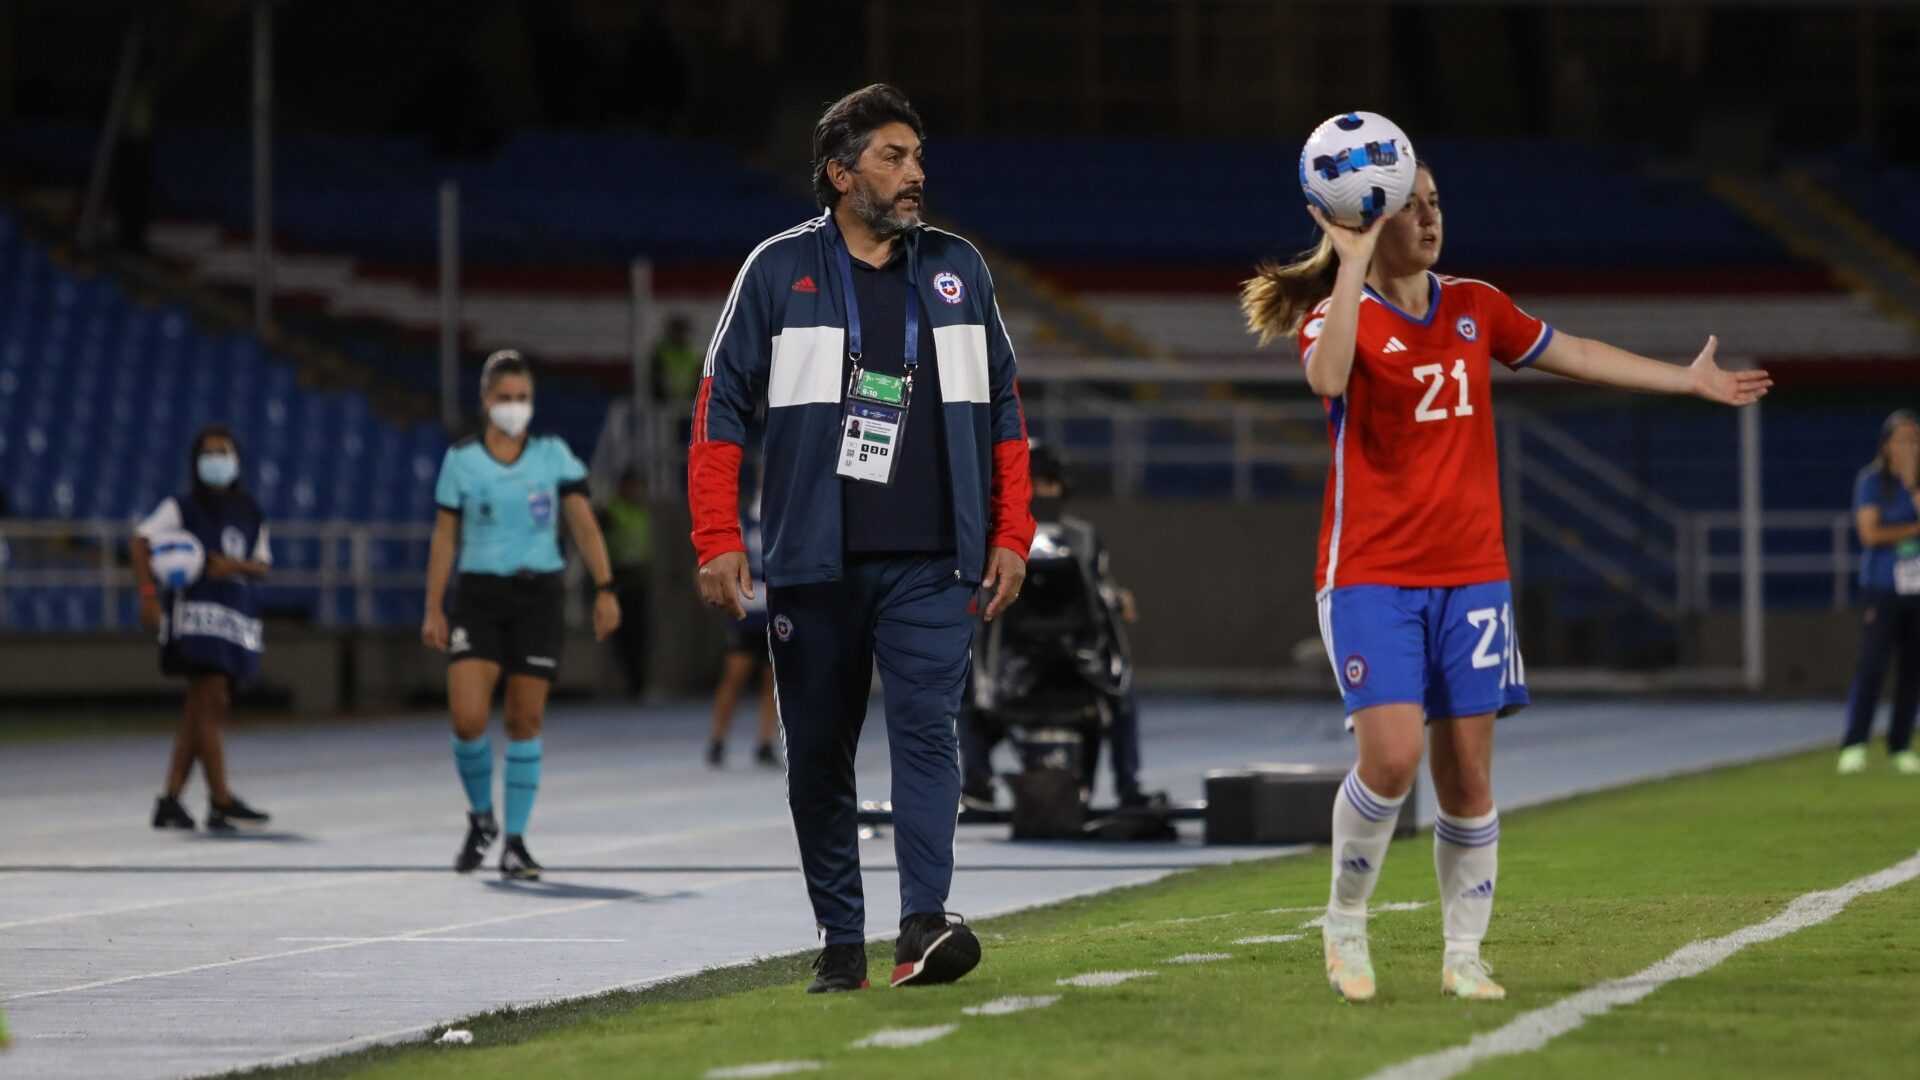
top-left (1240, 208), bottom-right (1385, 398)
top-left (1530, 331), bottom-right (1772, 407)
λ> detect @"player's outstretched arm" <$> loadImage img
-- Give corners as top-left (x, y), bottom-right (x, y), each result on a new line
top-left (1531, 332), bottom-right (1772, 407)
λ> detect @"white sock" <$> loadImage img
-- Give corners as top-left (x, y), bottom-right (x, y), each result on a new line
top-left (1434, 808), bottom-right (1500, 957)
top-left (1329, 769), bottom-right (1407, 921)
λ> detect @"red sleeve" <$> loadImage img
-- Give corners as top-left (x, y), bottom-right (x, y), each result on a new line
top-left (1482, 285), bottom-right (1555, 371)
top-left (687, 375), bottom-right (746, 565)
top-left (989, 436), bottom-right (1036, 558)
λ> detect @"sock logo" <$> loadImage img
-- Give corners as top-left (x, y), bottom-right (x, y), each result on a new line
top-left (1340, 856), bottom-right (1373, 873)
top-left (1460, 879), bottom-right (1495, 901)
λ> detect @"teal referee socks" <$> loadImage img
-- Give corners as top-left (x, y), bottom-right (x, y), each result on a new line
top-left (504, 738), bottom-right (543, 837)
top-left (452, 735), bottom-right (493, 815)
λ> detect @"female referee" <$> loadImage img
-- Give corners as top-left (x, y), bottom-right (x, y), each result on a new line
top-left (132, 426), bottom-right (272, 831)
top-left (422, 351), bottom-right (620, 880)
top-left (1837, 409), bottom-right (1920, 775)
top-left (1243, 160), bottom-right (1771, 1002)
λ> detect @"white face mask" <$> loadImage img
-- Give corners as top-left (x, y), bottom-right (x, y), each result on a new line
top-left (488, 401), bottom-right (533, 437)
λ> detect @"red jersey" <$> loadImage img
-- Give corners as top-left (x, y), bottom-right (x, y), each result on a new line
top-left (1297, 272), bottom-right (1554, 592)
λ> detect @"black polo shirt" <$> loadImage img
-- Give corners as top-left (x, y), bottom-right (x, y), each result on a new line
top-left (841, 248), bottom-right (956, 554)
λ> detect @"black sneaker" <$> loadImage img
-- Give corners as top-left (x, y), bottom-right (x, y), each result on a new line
top-left (707, 740), bottom-right (725, 768)
top-left (206, 796), bottom-right (270, 831)
top-left (754, 742), bottom-right (782, 769)
top-left (891, 912), bottom-right (981, 987)
top-left (1117, 787), bottom-right (1169, 810)
top-left (807, 942), bottom-right (869, 994)
top-left (455, 810), bottom-right (499, 873)
top-left (961, 778), bottom-right (998, 812)
top-left (500, 835), bottom-right (542, 881)
top-left (152, 795), bottom-right (195, 831)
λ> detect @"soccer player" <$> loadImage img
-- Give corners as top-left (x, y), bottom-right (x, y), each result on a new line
top-left (1837, 409), bottom-right (1920, 775)
top-left (1242, 161), bottom-right (1770, 1002)
top-left (422, 351), bottom-right (621, 880)
top-left (690, 85), bottom-right (1033, 993)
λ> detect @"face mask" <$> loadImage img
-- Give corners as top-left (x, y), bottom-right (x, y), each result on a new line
top-left (197, 453), bottom-right (239, 489)
top-left (489, 401), bottom-right (533, 437)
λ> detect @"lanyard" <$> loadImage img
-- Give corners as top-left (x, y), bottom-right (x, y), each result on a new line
top-left (835, 236), bottom-right (919, 373)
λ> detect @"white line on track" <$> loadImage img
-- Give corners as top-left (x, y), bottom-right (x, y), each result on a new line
top-left (5, 869), bottom-right (783, 1002)
top-left (274, 930), bottom-right (622, 937)
top-left (1362, 849), bottom-right (1920, 1080)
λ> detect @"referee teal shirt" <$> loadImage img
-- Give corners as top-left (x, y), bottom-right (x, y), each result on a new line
top-left (435, 434), bottom-right (589, 575)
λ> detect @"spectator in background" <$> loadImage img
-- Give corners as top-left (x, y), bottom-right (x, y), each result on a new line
top-left (598, 468), bottom-right (653, 700)
top-left (1838, 409), bottom-right (1920, 775)
top-left (708, 486), bottom-right (778, 769)
top-left (651, 315), bottom-right (702, 407)
top-left (132, 426), bottom-right (272, 832)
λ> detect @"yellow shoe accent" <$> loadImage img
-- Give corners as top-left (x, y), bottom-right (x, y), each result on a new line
top-left (1893, 750), bottom-right (1920, 775)
top-left (1838, 746), bottom-right (1869, 775)
top-left (1442, 953), bottom-right (1506, 1001)
top-left (1322, 915), bottom-right (1376, 1002)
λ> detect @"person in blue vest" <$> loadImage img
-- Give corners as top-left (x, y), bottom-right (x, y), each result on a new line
top-left (134, 425), bottom-right (272, 831)
top-left (1839, 408), bottom-right (1920, 775)
top-left (423, 351), bottom-right (622, 880)
top-left (689, 85), bottom-right (1035, 993)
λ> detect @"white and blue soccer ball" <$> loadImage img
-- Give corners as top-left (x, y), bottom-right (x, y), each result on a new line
top-left (1299, 111), bottom-right (1419, 227)
top-left (148, 529), bottom-right (205, 590)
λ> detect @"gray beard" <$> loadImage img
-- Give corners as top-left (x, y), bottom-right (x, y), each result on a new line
top-left (850, 180), bottom-right (919, 238)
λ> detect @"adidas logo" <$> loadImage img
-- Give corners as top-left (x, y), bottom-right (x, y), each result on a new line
top-left (791, 275), bottom-right (818, 293)
top-left (1383, 337), bottom-right (1408, 353)
top-left (1340, 857), bottom-right (1372, 873)
top-left (1460, 879), bottom-right (1495, 901)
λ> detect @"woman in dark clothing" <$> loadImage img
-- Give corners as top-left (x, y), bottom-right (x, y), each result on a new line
top-left (1838, 409), bottom-right (1920, 775)
top-left (132, 426), bottom-right (273, 829)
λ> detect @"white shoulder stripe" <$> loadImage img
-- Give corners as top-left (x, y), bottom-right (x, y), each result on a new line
top-left (701, 213), bottom-right (830, 378)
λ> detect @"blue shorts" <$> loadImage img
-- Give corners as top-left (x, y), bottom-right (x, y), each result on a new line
top-left (1317, 580), bottom-right (1529, 723)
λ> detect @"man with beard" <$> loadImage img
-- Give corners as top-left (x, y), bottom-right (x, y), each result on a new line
top-left (689, 84), bottom-right (1034, 994)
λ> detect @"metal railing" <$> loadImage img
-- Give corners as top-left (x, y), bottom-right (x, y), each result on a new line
top-left (0, 520), bottom-right (433, 630)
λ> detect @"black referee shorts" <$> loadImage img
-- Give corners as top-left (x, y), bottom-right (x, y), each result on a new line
top-left (447, 572), bottom-right (566, 681)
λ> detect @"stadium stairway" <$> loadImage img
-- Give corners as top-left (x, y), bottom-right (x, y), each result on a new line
top-left (1711, 171), bottom-right (1920, 339)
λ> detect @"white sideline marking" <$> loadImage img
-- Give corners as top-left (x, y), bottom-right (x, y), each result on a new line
top-left (963, 995), bottom-right (1061, 1016)
top-left (849, 1025), bottom-right (958, 1049)
top-left (276, 930), bottom-right (622, 937)
top-left (1363, 850), bottom-right (1920, 1080)
top-left (1057, 970), bottom-right (1156, 988)
top-left (1299, 901), bottom-right (1429, 929)
top-left (706, 1062), bottom-right (822, 1078)
top-left (1233, 933), bottom-right (1304, 946)
top-left (1165, 952), bottom-right (1233, 964)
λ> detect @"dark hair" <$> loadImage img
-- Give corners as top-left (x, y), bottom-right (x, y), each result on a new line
top-left (1028, 440), bottom-right (1066, 490)
top-left (811, 84), bottom-right (925, 209)
top-left (188, 424), bottom-right (244, 499)
top-left (1875, 408), bottom-right (1919, 499)
top-left (480, 349), bottom-right (533, 396)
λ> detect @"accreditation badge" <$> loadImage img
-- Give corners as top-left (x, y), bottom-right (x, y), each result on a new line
top-left (1895, 538), bottom-right (1920, 596)
top-left (836, 366), bottom-right (911, 486)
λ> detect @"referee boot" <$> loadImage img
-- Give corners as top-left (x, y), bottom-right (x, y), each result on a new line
top-left (500, 835), bottom-right (542, 881)
top-left (891, 912), bottom-right (982, 987)
top-left (455, 810), bottom-right (500, 873)
top-left (206, 796), bottom-right (270, 831)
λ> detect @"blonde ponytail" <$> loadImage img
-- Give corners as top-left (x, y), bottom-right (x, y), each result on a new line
top-left (1240, 233), bottom-right (1338, 346)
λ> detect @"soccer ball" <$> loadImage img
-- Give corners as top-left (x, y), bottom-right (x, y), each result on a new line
top-left (1299, 111), bottom-right (1419, 227)
top-left (148, 529), bottom-right (205, 590)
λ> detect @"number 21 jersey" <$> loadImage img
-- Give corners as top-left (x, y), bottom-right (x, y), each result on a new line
top-left (1296, 271), bottom-right (1554, 593)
